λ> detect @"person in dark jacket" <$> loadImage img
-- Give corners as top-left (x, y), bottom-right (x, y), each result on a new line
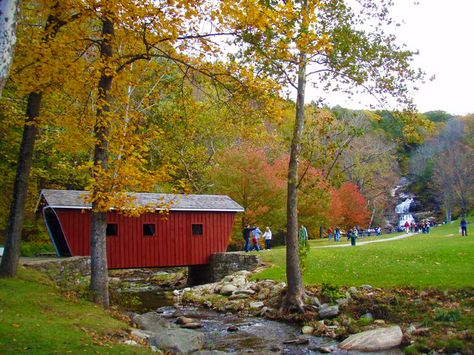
top-left (242, 224), bottom-right (255, 252)
top-left (460, 218), bottom-right (468, 236)
top-left (347, 228), bottom-right (357, 246)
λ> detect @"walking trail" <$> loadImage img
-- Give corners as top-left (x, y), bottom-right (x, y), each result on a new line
top-left (316, 232), bottom-right (416, 249)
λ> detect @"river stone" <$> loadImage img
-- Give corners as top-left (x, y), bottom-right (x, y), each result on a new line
top-left (234, 270), bottom-right (252, 277)
top-left (305, 295), bottom-right (321, 307)
top-left (180, 322), bottom-right (202, 329)
top-left (192, 351), bottom-right (229, 355)
top-left (228, 293), bottom-right (249, 300)
top-left (176, 316), bottom-right (194, 325)
top-left (255, 306), bottom-right (265, 316)
top-left (133, 312), bottom-right (174, 332)
top-left (220, 284), bottom-right (238, 295)
top-left (406, 324), bottom-right (416, 335)
top-left (232, 276), bottom-right (248, 288)
top-left (360, 284), bottom-right (373, 290)
top-left (250, 283), bottom-right (261, 292)
top-left (232, 289), bottom-right (255, 295)
top-left (249, 301), bottom-right (265, 309)
top-left (149, 328), bottom-right (205, 354)
top-left (348, 287), bottom-right (358, 295)
top-left (318, 304), bottom-right (339, 319)
top-left (130, 328), bottom-right (152, 340)
top-left (336, 298), bottom-right (349, 306)
top-left (339, 325), bottom-right (403, 351)
top-left (221, 275), bottom-right (234, 283)
top-left (302, 326), bottom-right (314, 335)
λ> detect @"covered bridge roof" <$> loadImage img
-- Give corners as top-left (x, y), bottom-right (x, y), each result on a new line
top-left (39, 189), bottom-right (244, 212)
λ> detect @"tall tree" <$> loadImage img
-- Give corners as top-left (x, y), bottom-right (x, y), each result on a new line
top-left (83, 0), bottom-right (282, 306)
top-left (0, 0), bottom-right (19, 94)
top-left (0, 1), bottom-right (83, 277)
top-left (225, 0), bottom-right (423, 311)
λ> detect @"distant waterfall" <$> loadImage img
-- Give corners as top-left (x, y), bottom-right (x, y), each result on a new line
top-left (396, 198), bottom-right (415, 227)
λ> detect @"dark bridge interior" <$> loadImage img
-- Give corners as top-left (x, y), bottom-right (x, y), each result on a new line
top-left (43, 207), bottom-right (71, 257)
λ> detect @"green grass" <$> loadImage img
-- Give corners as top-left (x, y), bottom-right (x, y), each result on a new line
top-left (256, 218), bottom-right (474, 289)
top-left (0, 268), bottom-right (151, 354)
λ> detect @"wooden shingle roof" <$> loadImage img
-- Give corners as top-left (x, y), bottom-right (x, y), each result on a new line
top-left (39, 189), bottom-right (244, 212)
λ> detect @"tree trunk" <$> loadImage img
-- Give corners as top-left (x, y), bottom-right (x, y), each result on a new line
top-left (0, 0), bottom-right (19, 95)
top-left (89, 17), bottom-right (114, 308)
top-left (0, 92), bottom-right (41, 277)
top-left (281, 43), bottom-right (307, 313)
top-left (368, 200), bottom-right (376, 229)
top-left (0, 5), bottom-right (68, 277)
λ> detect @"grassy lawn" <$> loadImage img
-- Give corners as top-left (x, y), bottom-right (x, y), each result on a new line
top-left (0, 268), bottom-right (151, 354)
top-left (256, 218), bottom-right (474, 289)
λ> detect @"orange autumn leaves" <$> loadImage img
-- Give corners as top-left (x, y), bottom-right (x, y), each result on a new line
top-left (212, 145), bottom-right (369, 235)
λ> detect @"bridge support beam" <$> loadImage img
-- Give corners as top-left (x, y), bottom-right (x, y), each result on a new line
top-left (188, 252), bottom-right (259, 286)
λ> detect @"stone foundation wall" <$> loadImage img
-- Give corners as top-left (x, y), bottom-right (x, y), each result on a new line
top-left (21, 253), bottom-right (259, 287)
top-left (188, 252), bottom-right (260, 286)
top-left (21, 256), bottom-right (91, 284)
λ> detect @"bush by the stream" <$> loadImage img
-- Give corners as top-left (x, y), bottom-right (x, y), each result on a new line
top-left (20, 241), bottom-right (55, 256)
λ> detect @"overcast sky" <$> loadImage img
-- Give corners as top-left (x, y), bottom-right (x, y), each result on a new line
top-left (306, 0), bottom-right (474, 116)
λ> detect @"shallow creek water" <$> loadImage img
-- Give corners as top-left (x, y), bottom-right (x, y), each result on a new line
top-left (119, 289), bottom-right (402, 355)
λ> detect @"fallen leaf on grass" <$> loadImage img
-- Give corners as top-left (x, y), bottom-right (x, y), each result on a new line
top-left (12, 323), bottom-right (21, 328)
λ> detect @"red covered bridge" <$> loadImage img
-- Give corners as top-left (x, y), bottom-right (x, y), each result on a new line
top-left (38, 189), bottom-right (243, 269)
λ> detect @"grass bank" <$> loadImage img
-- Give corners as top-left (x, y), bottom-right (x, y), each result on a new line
top-left (0, 268), bottom-right (151, 354)
top-left (256, 218), bottom-right (474, 289)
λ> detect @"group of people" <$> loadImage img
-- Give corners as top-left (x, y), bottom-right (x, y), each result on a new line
top-left (327, 227), bottom-right (342, 241)
top-left (242, 217), bottom-right (470, 252)
top-left (327, 226), bottom-right (381, 242)
top-left (242, 224), bottom-right (309, 251)
top-left (403, 220), bottom-right (431, 234)
top-left (242, 225), bottom-right (272, 251)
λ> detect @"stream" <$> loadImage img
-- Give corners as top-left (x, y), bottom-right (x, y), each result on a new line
top-left (117, 288), bottom-right (402, 354)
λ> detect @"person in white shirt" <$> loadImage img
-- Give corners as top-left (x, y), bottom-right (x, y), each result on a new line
top-left (263, 226), bottom-right (272, 250)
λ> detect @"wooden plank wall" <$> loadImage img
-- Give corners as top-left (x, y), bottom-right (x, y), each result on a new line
top-left (54, 209), bottom-right (236, 268)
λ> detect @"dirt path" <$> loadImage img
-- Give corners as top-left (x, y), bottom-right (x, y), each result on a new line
top-left (316, 232), bottom-right (416, 248)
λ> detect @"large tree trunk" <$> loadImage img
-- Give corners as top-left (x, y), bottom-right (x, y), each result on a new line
top-left (0, 5), bottom-right (74, 278)
top-left (0, 92), bottom-right (41, 277)
top-left (89, 16), bottom-right (114, 308)
top-left (281, 46), bottom-right (307, 313)
top-left (0, 0), bottom-right (19, 95)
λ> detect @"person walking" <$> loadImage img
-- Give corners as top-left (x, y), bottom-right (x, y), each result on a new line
top-left (335, 227), bottom-right (341, 242)
top-left (299, 225), bottom-right (308, 246)
top-left (263, 226), bottom-right (272, 250)
top-left (460, 218), bottom-right (468, 236)
top-left (250, 226), bottom-right (262, 251)
top-left (242, 224), bottom-right (254, 252)
top-left (327, 227), bottom-right (333, 240)
top-left (404, 220), bottom-right (410, 233)
top-left (347, 228), bottom-right (357, 246)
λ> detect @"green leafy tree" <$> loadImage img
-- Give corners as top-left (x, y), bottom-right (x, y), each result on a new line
top-left (225, 0), bottom-right (425, 312)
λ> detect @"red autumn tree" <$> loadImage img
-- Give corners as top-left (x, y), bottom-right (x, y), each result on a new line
top-left (211, 145), bottom-right (286, 232)
top-left (328, 182), bottom-right (369, 230)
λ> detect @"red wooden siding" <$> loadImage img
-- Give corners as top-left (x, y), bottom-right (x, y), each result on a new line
top-left (54, 209), bottom-right (236, 269)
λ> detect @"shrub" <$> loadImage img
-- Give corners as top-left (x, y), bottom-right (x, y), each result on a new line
top-left (444, 339), bottom-right (464, 353)
top-left (20, 242), bottom-right (55, 257)
top-left (434, 308), bottom-right (461, 322)
top-left (320, 283), bottom-right (345, 303)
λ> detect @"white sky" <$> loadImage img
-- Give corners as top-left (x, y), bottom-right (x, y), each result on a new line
top-left (306, 0), bottom-right (474, 116)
